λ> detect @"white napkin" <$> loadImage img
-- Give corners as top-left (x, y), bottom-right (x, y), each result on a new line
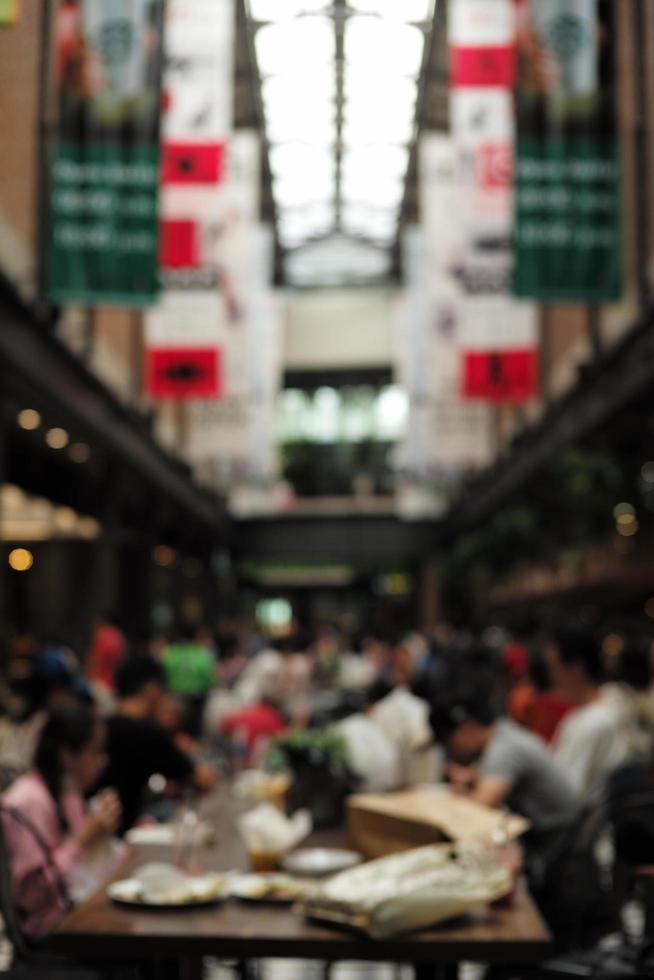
top-left (239, 803), bottom-right (311, 855)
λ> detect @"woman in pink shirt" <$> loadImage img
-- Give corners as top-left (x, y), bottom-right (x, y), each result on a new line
top-left (1, 704), bottom-right (121, 939)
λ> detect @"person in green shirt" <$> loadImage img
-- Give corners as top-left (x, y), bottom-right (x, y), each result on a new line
top-left (163, 626), bottom-right (217, 738)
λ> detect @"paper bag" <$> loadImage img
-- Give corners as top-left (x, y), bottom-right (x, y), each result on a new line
top-left (347, 787), bottom-right (529, 859)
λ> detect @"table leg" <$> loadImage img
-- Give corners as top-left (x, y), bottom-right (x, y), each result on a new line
top-left (413, 963), bottom-right (459, 980)
top-left (180, 956), bottom-right (204, 980)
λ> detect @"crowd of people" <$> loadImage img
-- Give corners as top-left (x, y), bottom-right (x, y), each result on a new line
top-left (1, 613), bottom-right (654, 952)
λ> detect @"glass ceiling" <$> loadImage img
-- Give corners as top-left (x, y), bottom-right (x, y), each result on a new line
top-left (246, 0), bottom-right (436, 285)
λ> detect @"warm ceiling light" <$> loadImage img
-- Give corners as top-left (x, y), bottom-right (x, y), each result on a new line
top-left (78, 517), bottom-right (101, 539)
top-left (54, 507), bottom-right (77, 532)
top-left (1, 485), bottom-right (25, 508)
top-left (602, 633), bottom-right (624, 657)
top-left (18, 409), bottom-right (41, 431)
top-left (8, 548), bottom-right (34, 572)
top-left (613, 502), bottom-right (635, 519)
top-left (616, 519), bottom-right (639, 537)
top-left (68, 442), bottom-right (91, 464)
top-left (153, 545), bottom-right (176, 568)
top-left (45, 427), bottom-right (69, 450)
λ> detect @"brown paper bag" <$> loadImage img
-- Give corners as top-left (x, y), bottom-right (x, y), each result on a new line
top-left (347, 787), bottom-right (529, 859)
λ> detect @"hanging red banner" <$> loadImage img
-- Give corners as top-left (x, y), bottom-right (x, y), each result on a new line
top-left (145, 347), bottom-right (222, 400)
top-left (162, 143), bottom-right (227, 185)
top-left (160, 219), bottom-right (200, 269)
top-left (462, 350), bottom-right (539, 403)
top-left (450, 46), bottom-right (515, 88)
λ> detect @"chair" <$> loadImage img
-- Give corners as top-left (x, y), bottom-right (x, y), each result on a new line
top-left (0, 806), bottom-right (116, 980)
top-left (529, 798), bottom-right (619, 952)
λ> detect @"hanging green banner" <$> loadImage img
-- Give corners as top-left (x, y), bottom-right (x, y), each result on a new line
top-left (513, 0), bottom-right (622, 301)
top-left (45, 0), bottom-right (163, 307)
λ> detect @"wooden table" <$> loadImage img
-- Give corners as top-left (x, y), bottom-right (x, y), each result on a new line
top-left (48, 787), bottom-right (552, 977)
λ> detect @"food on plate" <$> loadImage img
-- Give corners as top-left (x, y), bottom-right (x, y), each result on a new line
top-left (230, 873), bottom-right (309, 903)
top-left (108, 862), bottom-right (228, 906)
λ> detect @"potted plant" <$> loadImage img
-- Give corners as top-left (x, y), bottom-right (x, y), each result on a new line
top-left (265, 729), bottom-right (358, 829)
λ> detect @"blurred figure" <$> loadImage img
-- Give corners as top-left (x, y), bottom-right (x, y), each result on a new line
top-left (163, 625), bottom-right (217, 738)
top-left (338, 637), bottom-right (377, 691)
top-left (220, 698), bottom-right (288, 770)
top-left (614, 640), bottom-right (654, 764)
top-left (1, 704), bottom-right (122, 938)
top-left (98, 656), bottom-right (216, 834)
top-left (369, 642), bottom-right (441, 786)
top-left (428, 685), bottom-right (578, 848)
top-left (336, 685), bottom-right (400, 792)
top-left (361, 636), bottom-right (394, 686)
top-left (0, 644), bottom-right (91, 779)
top-left (508, 647), bottom-right (574, 743)
top-left (548, 626), bottom-right (649, 800)
top-left (86, 613), bottom-right (126, 702)
top-left (217, 634), bottom-right (248, 689)
top-left (235, 635), bottom-right (312, 718)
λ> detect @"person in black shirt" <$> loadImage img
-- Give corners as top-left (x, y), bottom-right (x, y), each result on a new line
top-left (98, 656), bottom-right (216, 834)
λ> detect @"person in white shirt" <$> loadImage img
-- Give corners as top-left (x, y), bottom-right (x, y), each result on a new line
top-left (547, 626), bottom-right (648, 800)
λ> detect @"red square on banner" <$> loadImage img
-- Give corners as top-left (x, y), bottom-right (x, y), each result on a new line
top-left (162, 143), bottom-right (227, 185)
top-left (160, 219), bottom-right (200, 269)
top-left (145, 348), bottom-right (222, 400)
top-left (462, 350), bottom-right (539, 403)
top-left (476, 142), bottom-right (513, 189)
top-left (451, 46), bottom-right (516, 87)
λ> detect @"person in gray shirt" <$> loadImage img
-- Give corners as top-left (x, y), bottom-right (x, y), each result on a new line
top-left (429, 689), bottom-right (579, 839)
top-left (429, 687), bottom-right (617, 947)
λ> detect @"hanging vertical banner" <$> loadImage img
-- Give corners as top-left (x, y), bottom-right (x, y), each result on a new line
top-left (159, 0), bottom-right (234, 290)
top-left (419, 137), bottom-right (494, 469)
top-left (459, 314), bottom-right (539, 401)
top-left (45, 0), bottom-right (164, 305)
top-left (184, 135), bottom-right (265, 480)
top-left (449, 0), bottom-right (539, 404)
top-left (0, 0), bottom-right (18, 24)
top-left (145, 297), bottom-right (224, 399)
top-left (513, 0), bottom-right (621, 300)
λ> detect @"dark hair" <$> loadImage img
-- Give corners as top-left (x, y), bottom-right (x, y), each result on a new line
top-left (219, 635), bottom-right (241, 660)
top-left (366, 679), bottom-right (393, 707)
top-left (34, 704), bottom-right (98, 831)
top-left (528, 648), bottom-right (552, 693)
top-left (115, 655), bottom-right (165, 698)
top-left (616, 642), bottom-right (652, 692)
top-left (428, 686), bottom-right (499, 744)
top-left (551, 626), bottom-right (603, 683)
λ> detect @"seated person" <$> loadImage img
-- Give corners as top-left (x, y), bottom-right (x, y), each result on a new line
top-left (98, 656), bottom-right (216, 834)
top-left (548, 626), bottom-right (649, 800)
top-left (0, 645), bottom-right (92, 781)
top-left (162, 626), bottom-right (217, 738)
top-left (508, 648), bottom-right (573, 743)
top-left (2, 704), bottom-right (122, 939)
top-left (428, 686), bottom-right (579, 853)
top-left (221, 697), bottom-right (288, 769)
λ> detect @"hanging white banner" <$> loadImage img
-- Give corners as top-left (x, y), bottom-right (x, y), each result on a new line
top-left (449, 0), bottom-right (516, 48)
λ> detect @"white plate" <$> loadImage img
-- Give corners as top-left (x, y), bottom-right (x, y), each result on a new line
top-left (282, 848), bottom-right (362, 878)
top-left (107, 873), bottom-right (227, 909)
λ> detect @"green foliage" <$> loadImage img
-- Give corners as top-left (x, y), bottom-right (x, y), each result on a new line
top-left (265, 728), bottom-right (349, 776)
